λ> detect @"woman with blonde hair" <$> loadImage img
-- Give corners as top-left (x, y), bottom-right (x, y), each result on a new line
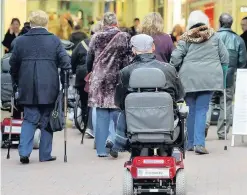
top-left (58, 14), bottom-right (72, 40)
top-left (142, 12), bottom-right (174, 62)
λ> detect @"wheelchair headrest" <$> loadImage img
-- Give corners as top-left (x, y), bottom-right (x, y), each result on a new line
top-left (129, 68), bottom-right (166, 88)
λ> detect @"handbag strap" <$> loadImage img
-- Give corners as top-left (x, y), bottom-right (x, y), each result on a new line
top-left (94, 32), bottom-right (121, 64)
top-left (81, 40), bottom-right (89, 51)
top-left (53, 90), bottom-right (63, 111)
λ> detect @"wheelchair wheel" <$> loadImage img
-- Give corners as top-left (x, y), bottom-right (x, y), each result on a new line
top-left (123, 169), bottom-right (134, 195)
top-left (176, 169), bottom-right (185, 195)
top-left (74, 95), bottom-right (85, 133)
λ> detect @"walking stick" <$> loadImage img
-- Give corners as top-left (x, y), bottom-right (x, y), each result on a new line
top-left (81, 107), bottom-right (90, 144)
top-left (223, 65), bottom-right (228, 151)
top-left (223, 87), bottom-right (227, 151)
top-left (6, 96), bottom-right (14, 159)
top-left (64, 70), bottom-right (68, 162)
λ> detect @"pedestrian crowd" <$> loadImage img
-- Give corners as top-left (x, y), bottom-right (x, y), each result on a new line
top-left (1, 9), bottom-right (247, 164)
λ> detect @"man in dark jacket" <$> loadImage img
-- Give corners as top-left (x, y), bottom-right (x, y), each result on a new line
top-left (113, 34), bottom-right (185, 153)
top-left (69, 25), bottom-right (88, 50)
top-left (9, 10), bottom-right (71, 164)
top-left (116, 34), bottom-right (184, 113)
top-left (206, 13), bottom-right (247, 139)
top-left (241, 17), bottom-right (247, 51)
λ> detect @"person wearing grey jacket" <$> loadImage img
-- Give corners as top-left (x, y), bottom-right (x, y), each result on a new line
top-left (206, 13), bottom-right (247, 140)
top-left (170, 11), bottom-right (229, 154)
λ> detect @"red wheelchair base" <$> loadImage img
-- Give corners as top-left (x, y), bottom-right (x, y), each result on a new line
top-left (123, 151), bottom-right (185, 195)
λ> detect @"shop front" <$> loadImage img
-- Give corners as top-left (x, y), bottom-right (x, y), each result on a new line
top-left (186, 0), bottom-right (216, 28)
top-left (186, 0), bottom-right (247, 33)
top-left (234, 0), bottom-right (247, 34)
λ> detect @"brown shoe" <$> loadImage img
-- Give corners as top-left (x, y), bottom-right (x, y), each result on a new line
top-left (195, 146), bottom-right (209, 155)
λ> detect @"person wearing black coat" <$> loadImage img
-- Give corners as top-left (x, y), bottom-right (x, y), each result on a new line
top-left (71, 21), bottom-right (102, 138)
top-left (9, 10), bottom-right (71, 164)
top-left (2, 18), bottom-right (21, 53)
top-left (71, 38), bottom-right (90, 133)
top-left (10, 22), bottom-right (31, 52)
top-left (19, 22), bottom-right (31, 36)
top-left (69, 25), bottom-right (88, 50)
top-left (241, 17), bottom-right (247, 51)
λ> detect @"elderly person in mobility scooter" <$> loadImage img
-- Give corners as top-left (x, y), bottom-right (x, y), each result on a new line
top-left (9, 10), bottom-right (71, 164)
top-left (114, 34), bottom-right (187, 195)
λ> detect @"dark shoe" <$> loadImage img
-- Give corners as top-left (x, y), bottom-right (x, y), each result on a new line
top-left (105, 141), bottom-right (118, 158)
top-left (195, 146), bottom-right (209, 155)
top-left (98, 154), bottom-right (108, 158)
top-left (205, 127), bottom-right (209, 138)
top-left (187, 147), bottom-right (194, 152)
top-left (105, 141), bottom-right (114, 149)
top-left (218, 137), bottom-right (225, 140)
top-left (20, 156), bottom-right (29, 164)
top-left (40, 156), bottom-right (57, 162)
top-left (109, 150), bottom-right (118, 158)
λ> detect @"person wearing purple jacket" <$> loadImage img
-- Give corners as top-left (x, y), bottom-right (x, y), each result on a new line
top-left (142, 12), bottom-right (174, 63)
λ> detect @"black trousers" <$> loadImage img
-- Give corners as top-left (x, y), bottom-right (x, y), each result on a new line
top-left (78, 88), bottom-right (94, 130)
top-left (78, 88), bottom-right (88, 122)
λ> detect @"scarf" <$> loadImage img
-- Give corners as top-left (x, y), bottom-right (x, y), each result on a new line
top-left (180, 25), bottom-right (215, 43)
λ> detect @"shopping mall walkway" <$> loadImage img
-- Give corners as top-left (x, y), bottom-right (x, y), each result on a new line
top-left (1, 126), bottom-right (247, 195)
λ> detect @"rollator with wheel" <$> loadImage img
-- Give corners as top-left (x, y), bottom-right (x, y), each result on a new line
top-left (122, 68), bottom-right (188, 195)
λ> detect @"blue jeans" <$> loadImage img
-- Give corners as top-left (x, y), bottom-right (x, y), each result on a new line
top-left (19, 105), bottom-right (53, 161)
top-left (86, 107), bottom-right (96, 137)
top-left (92, 107), bottom-right (96, 135)
top-left (95, 108), bottom-right (117, 156)
top-left (185, 92), bottom-right (213, 148)
top-left (112, 111), bottom-right (128, 151)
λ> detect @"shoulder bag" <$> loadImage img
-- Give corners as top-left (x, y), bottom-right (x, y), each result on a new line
top-left (49, 90), bottom-right (65, 132)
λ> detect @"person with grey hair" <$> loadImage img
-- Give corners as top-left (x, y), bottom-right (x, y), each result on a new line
top-left (205, 13), bottom-right (247, 139)
top-left (113, 34), bottom-right (185, 154)
top-left (86, 12), bottom-right (131, 158)
top-left (9, 10), bottom-right (71, 164)
top-left (170, 10), bottom-right (229, 154)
